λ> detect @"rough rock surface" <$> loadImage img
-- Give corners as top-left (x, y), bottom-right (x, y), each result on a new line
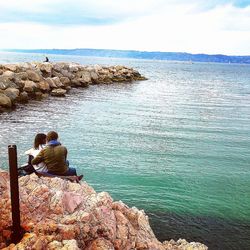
top-left (0, 169), bottom-right (207, 250)
top-left (0, 62), bottom-right (148, 113)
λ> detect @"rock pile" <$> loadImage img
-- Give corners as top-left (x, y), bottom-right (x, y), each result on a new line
top-left (0, 169), bottom-right (207, 250)
top-left (0, 62), bottom-right (147, 113)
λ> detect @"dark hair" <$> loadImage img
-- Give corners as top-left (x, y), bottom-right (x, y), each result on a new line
top-left (47, 131), bottom-right (58, 142)
top-left (34, 133), bottom-right (47, 149)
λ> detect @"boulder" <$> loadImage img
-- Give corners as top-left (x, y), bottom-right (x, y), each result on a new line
top-left (0, 170), bottom-right (208, 250)
top-left (51, 88), bottom-right (67, 97)
top-left (52, 70), bottom-right (63, 78)
top-left (13, 72), bottom-right (28, 89)
top-left (0, 76), bottom-right (12, 90)
top-left (2, 70), bottom-right (15, 78)
top-left (26, 70), bottom-right (41, 82)
top-left (60, 77), bottom-right (71, 86)
top-left (90, 71), bottom-right (100, 84)
top-left (35, 91), bottom-right (43, 100)
top-left (60, 69), bottom-right (73, 79)
top-left (39, 63), bottom-right (52, 74)
top-left (18, 91), bottom-right (29, 103)
top-left (52, 77), bottom-right (64, 88)
top-left (45, 78), bottom-right (57, 88)
top-left (23, 80), bottom-right (38, 93)
top-left (38, 81), bottom-right (50, 92)
top-left (79, 71), bottom-right (92, 83)
top-left (0, 93), bottom-right (12, 108)
top-left (3, 64), bottom-right (17, 72)
top-left (4, 88), bottom-right (20, 102)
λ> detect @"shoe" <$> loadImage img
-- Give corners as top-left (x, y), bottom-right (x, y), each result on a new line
top-left (78, 175), bottom-right (84, 181)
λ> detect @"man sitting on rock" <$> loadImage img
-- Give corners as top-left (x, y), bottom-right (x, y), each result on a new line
top-left (32, 131), bottom-right (82, 180)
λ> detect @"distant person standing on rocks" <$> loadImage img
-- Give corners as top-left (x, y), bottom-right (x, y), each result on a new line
top-left (32, 131), bottom-right (80, 177)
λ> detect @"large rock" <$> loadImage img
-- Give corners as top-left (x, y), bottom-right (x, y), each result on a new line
top-left (38, 81), bottom-right (50, 92)
top-left (45, 77), bottom-right (57, 88)
top-left (0, 170), bottom-right (207, 250)
top-left (39, 63), bottom-right (52, 74)
top-left (4, 88), bottom-right (20, 102)
top-left (51, 88), bottom-right (67, 97)
top-left (0, 62), bottom-right (148, 113)
top-left (23, 80), bottom-right (38, 93)
top-left (0, 93), bottom-right (12, 108)
top-left (26, 70), bottom-right (41, 82)
top-left (52, 77), bottom-right (64, 88)
top-left (3, 64), bottom-right (17, 72)
top-left (0, 76), bottom-right (12, 90)
top-left (18, 91), bottom-right (29, 103)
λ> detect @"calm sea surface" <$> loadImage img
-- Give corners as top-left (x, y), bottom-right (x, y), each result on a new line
top-left (0, 52), bottom-right (250, 249)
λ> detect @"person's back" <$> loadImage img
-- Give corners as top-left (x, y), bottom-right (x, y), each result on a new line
top-left (37, 144), bottom-right (68, 174)
top-left (25, 133), bottom-right (48, 173)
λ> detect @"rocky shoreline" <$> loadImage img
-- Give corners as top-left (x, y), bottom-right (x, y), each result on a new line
top-left (0, 170), bottom-right (208, 250)
top-left (0, 62), bottom-right (147, 113)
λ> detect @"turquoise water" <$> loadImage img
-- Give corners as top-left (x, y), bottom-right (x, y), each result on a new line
top-left (0, 52), bottom-right (250, 249)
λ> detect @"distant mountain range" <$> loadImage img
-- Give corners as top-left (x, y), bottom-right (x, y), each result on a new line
top-left (6, 49), bottom-right (250, 64)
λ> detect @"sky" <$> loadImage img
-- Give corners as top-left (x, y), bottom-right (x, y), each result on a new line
top-left (0, 0), bottom-right (250, 55)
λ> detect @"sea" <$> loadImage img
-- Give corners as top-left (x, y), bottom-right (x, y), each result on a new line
top-left (0, 51), bottom-right (250, 249)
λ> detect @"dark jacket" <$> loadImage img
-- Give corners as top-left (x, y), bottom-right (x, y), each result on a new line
top-left (31, 145), bottom-right (68, 174)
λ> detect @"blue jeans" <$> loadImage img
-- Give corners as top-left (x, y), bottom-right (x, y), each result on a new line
top-left (48, 161), bottom-right (77, 176)
top-left (62, 167), bottom-right (77, 176)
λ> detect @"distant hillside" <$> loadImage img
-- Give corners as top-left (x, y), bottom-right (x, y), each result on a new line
top-left (6, 48), bottom-right (250, 64)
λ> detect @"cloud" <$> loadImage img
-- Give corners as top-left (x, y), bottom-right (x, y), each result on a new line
top-left (0, 1), bottom-right (250, 54)
top-left (0, 0), bottom-right (167, 25)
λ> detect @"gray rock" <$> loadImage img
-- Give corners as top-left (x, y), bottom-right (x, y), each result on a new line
top-left (51, 88), bottom-right (67, 97)
top-left (18, 91), bottom-right (29, 103)
top-left (0, 93), bottom-right (12, 108)
top-left (4, 88), bottom-right (20, 102)
top-left (0, 76), bottom-right (12, 90)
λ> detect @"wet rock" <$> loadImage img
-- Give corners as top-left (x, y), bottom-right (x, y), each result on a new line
top-left (18, 91), bottom-right (29, 103)
top-left (51, 88), bottom-right (67, 97)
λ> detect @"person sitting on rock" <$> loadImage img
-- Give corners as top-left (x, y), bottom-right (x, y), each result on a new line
top-left (32, 131), bottom-right (82, 179)
top-left (44, 56), bottom-right (49, 62)
top-left (25, 133), bottom-right (48, 173)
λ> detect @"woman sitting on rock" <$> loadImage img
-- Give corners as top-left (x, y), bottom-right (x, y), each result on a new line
top-left (31, 131), bottom-right (83, 181)
top-left (25, 133), bottom-right (48, 173)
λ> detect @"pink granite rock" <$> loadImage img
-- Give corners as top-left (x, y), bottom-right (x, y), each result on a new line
top-left (0, 169), bottom-right (208, 250)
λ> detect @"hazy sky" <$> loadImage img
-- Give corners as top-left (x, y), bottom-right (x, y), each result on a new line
top-left (1, 0), bottom-right (250, 55)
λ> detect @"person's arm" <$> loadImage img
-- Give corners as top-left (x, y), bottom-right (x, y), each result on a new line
top-left (31, 150), bottom-right (44, 165)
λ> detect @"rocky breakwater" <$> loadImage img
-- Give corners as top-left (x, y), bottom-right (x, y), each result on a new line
top-left (0, 169), bottom-right (207, 250)
top-left (0, 62), bottom-right (147, 113)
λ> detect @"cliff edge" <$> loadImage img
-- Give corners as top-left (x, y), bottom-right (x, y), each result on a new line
top-left (0, 169), bottom-right (208, 250)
